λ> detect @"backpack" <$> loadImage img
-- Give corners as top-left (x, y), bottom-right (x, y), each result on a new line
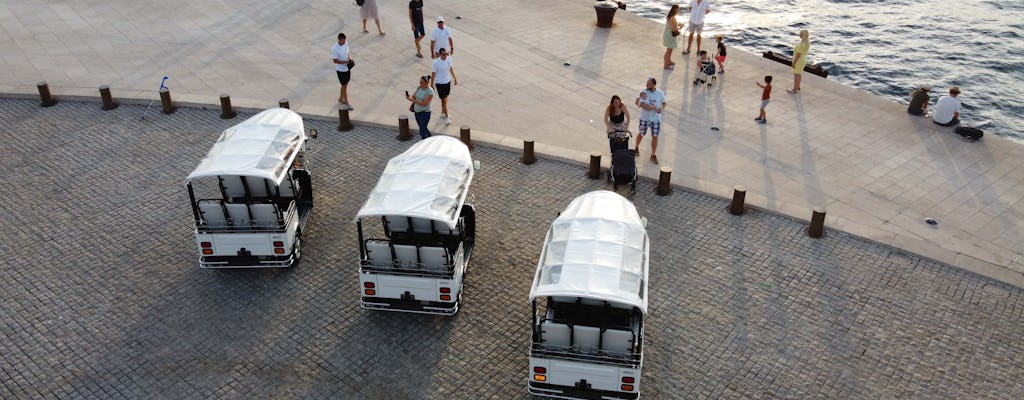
top-left (954, 126), bottom-right (983, 141)
top-left (356, 0), bottom-right (365, 5)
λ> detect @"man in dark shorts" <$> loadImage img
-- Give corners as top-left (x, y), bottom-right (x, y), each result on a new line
top-left (331, 33), bottom-right (354, 109)
top-left (409, 0), bottom-right (425, 58)
top-left (430, 47), bottom-right (458, 124)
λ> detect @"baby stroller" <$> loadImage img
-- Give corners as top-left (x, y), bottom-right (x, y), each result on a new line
top-left (693, 56), bottom-right (717, 87)
top-left (606, 149), bottom-right (637, 194)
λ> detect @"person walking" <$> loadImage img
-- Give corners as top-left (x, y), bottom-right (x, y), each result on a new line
top-left (407, 75), bottom-right (434, 139)
top-left (430, 16), bottom-right (454, 59)
top-left (331, 33), bottom-right (354, 110)
top-left (360, 0), bottom-right (385, 35)
top-left (907, 85), bottom-right (931, 116)
top-left (605, 95), bottom-right (632, 154)
top-left (788, 30), bottom-right (810, 94)
top-left (933, 87), bottom-right (962, 126)
top-left (754, 75), bottom-right (772, 124)
top-left (683, 0), bottom-right (710, 55)
top-left (663, 5), bottom-right (683, 70)
top-left (634, 78), bottom-right (666, 164)
top-left (714, 35), bottom-right (727, 73)
top-left (409, 0), bottom-right (426, 58)
top-left (430, 48), bottom-right (458, 124)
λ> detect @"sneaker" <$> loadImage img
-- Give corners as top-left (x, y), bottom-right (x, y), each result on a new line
top-left (444, 115), bottom-right (452, 124)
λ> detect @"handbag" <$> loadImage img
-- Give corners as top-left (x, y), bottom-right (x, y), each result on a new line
top-left (671, 30), bottom-right (680, 37)
top-left (409, 102), bottom-right (416, 113)
top-left (346, 59), bottom-right (355, 69)
top-left (356, 0), bottom-right (365, 6)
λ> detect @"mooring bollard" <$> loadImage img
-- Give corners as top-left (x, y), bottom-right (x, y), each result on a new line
top-left (459, 125), bottom-right (473, 150)
top-left (279, 99), bottom-right (289, 109)
top-left (219, 94), bottom-right (236, 119)
top-left (522, 139), bottom-right (536, 165)
top-left (729, 185), bottom-right (747, 215)
top-left (159, 88), bottom-right (174, 114)
top-left (656, 166), bottom-right (672, 196)
top-left (808, 207), bottom-right (826, 238)
top-left (337, 107), bottom-right (353, 131)
top-left (99, 85), bottom-right (117, 110)
top-left (587, 152), bottom-right (601, 179)
top-left (398, 115), bottom-right (411, 141)
top-left (37, 82), bottom-right (56, 107)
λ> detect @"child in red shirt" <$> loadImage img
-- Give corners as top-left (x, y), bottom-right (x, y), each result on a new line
top-left (755, 75), bottom-right (772, 124)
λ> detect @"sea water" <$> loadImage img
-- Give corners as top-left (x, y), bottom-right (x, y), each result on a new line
top-left (627, 0), bottom-right (1024, 141)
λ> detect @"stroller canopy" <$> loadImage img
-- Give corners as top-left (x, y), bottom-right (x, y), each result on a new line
top-left (529, 190), bottom-right (650, 314)
top-left (355, 136), bottom-right (474, 229)
top-left (186, 108), bottom-right (306, 186)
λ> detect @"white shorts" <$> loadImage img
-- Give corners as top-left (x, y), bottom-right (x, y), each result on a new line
top-left (688, 23), bottom-right (703, 33)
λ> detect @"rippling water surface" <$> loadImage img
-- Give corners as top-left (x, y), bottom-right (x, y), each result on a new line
top-left (627, 0), bottom-right (1024, 141)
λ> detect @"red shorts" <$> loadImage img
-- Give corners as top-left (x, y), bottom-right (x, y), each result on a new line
top-left (715, 55), bottom-right (726, 64)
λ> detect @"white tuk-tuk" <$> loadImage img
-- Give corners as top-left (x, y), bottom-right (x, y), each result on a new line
top-left (354, 136), bottom-right (476, 315)
top-left (185, 108), bottom-right (316, 268)
top-left (528, 190), bottom-right (649, 400)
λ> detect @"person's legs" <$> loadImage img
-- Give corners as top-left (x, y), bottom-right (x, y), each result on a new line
top-left (414, 27), bottom-right (424, 56)
top-left (649, 121), bottom-right (660, 162)
top-left (907, 108), bottom-right (923, 116)
top-left (791, 73), bottom-right (802, 92)
top-left (685, 32), bottom-right (694, 53)
top-left (337, 71), bottom-right (350, 105)
top-left (362, 19), bottom-right (369, 33)
top-left (415, 111), bottom-right (432, 138)
top-left (635, 120), bottom-right (648, 156)
top-left (375, 18), bottom-right (385, 35)
top-left (664, 48), bottom-right (673, 68)
top-left (695, 34), bottom-right (702, 53)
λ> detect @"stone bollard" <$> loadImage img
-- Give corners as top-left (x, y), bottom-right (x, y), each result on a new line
top-left (729, 185), bottom-right (747, 215)
top-left (398, 115), bottom-right (411, 141)
top-left (159, 88), bottom-right (174, 114)
top-left (587, 152), bottom-right (601, 179)
top-left (656, 166), bottom-right (672, 196)
top-left (522, 139), bottom-right (536, 165)
top-left (337, 107), bottom-right (354, 131)
top-left (808, 207), bottom-right (826, 238)
top-left (37, 82), bottom-right (57, 107)
top-left (219, 94), bottom-right (237, 119)
top-left (459, 125), bottom-right (473, 150)
top-left (99, 85), bottom-right (118, 110)
top-left (595, 1), bottom-right (618, 28)
top-left (279, 99), bottom-right (289, 109)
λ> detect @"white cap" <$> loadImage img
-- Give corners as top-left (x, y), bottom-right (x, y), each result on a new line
top-left (436, 16), bottom-right (445, 22)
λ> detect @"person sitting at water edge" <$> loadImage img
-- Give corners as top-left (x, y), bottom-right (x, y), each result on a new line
top-left (933, 87), bottom-right (962, 126)
top-left (907, 85), bottom-right (931, 116)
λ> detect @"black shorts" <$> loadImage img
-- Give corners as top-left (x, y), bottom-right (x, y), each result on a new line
top-left (436, 82), bottom-right (451, 98)
top-left (336, 70), bottom-right (351, 85)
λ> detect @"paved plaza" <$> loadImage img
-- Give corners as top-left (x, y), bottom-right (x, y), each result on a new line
top-left (1, 100), bottom-right (1022, 399)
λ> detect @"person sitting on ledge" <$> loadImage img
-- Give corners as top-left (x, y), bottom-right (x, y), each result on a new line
top-left (933, 86), bottom-right (962, 126)
top-left (907, 85), bottom-right (931, 116)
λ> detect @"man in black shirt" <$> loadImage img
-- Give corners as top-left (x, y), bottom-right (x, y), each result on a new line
top-left (409, 0), bottom-right (425, 58)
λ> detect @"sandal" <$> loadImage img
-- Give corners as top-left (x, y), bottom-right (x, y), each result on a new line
top-left (650, 155), bottom-right (659, 164)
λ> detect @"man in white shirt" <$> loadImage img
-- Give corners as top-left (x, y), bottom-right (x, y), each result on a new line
top-left (684, 0), bottom-right (711, 55)
top-left (933, 86), bottom-right (962, 126)
top-left (635, 78), bottom-right (667, 164)
top-left (430, 16), bottom-right (454, 59)
top-left (331, 33), bottom-right (354, 109)
top-left (431, 48), bottom-right (458, 124)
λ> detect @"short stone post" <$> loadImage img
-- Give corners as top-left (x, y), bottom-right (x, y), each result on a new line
top-left (587, 152), bottom-right (601, 179)
top-left (278, 99), bottom-right (289, 109)
top-left (337, 107), bottom-right (353, 131)
top-left (656, 166), bottom-right (672, 196)
top-left (159, 88), bottom-right (174, 114)
top-left (522, 139), bottom-right (536, 165)
top-left (729, 185), bottom-right (747, 215)
top-left (808, 207), bottom-right (827, 238)
top-left (99, 85), bottom-right (117, 110)
top-left (398, 115), bottom-right (412, 141)
top-left (459, 125), bottom-right (473, 150)
top-left (219, 94), bottom-right (236, 119)
top-left (37, 82), bottom-right (57, 107)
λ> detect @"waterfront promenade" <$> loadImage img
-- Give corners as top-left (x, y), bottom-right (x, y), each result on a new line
top-left (1, 0), bottom-right (1022, 286)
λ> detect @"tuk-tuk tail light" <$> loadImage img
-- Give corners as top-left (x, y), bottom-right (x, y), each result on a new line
top-left (621, 384), bottom-right (634, 391)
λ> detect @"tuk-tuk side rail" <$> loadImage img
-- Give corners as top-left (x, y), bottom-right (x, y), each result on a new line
top-left (196, 199), bottom-right (292, 231)
top-left (530, 343), bottom-right (641, 368)
top-left (362, 238), bottom-right (456, 272)
top-left (359, 261), bottom-right (455, 278)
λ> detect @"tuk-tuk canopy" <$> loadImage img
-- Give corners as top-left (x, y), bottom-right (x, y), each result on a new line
top-left (186, 108), bottom-right (306, 185)
top-left (529, 191), bottom-right (649, 314)
top-left (355, 136), bottom-right (473, 228)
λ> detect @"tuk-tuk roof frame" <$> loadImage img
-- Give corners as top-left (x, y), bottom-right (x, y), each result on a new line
top-left (354, 136), bottom-right (474, 228)
top-left (185, 108), bottom-right (306, 186)
top-left (528, 190), bottom-right (650, 314)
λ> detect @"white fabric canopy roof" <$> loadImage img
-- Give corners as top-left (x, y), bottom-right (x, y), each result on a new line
top-left (186, 108), bottom-right (306, 185)
top-left (529, 190), bottom-right (649, 313)
top-left (355, 136), bottom-right (473, 228)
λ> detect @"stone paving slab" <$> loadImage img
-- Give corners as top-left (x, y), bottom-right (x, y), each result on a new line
top-left (0, 1), bottom-right (1022, 285)
top-left (1, 100), bottom-right (1023, 399)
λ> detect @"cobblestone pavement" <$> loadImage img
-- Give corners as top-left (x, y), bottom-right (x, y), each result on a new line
top-left (1, 99), bottom-right (1022, 400)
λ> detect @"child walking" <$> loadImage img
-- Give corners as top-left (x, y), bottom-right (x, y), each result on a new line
top-left (715, 35), bottom-right (727, 73)
top-left (755, 75), bottom-right (772, 124)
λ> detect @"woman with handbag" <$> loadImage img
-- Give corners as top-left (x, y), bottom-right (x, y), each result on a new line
top-left (663, 5), bottom-right (683, 70)
top-left (406, 75), bottom-right (434, 139)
